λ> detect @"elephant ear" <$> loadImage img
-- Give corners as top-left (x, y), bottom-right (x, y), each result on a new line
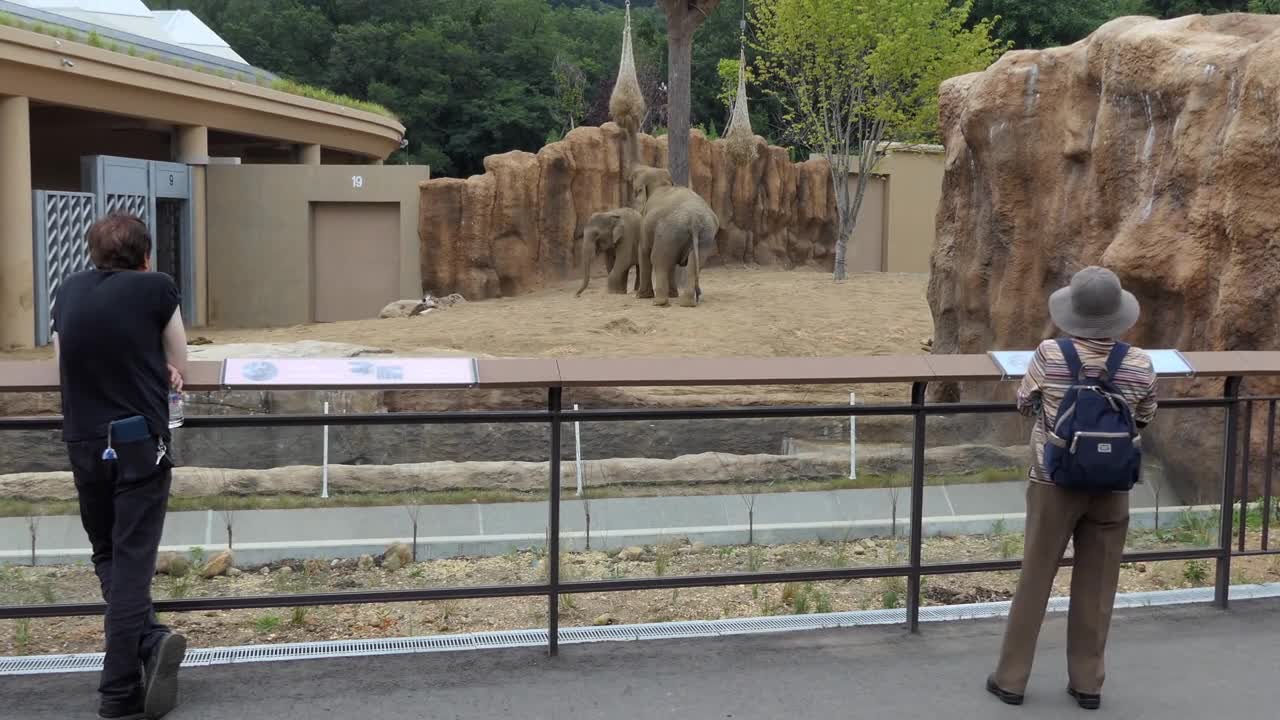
top-left (610, 216), bottom-right (627, 248)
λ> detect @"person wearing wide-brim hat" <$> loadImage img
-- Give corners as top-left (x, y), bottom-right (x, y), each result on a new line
top-left (987, 266), bottom-right (1158, 711)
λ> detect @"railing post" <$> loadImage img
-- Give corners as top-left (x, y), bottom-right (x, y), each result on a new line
top-left (1239, 401), bottom-right (1253, 553)
top-left (548, 386), bottom-right (563, 656)
top-left (1263, 401), bottom-right (1275, 552)
top-left (1216, 376), bottom-right (1242, 609)
top-left (907, 381), bottom-right (928, 633)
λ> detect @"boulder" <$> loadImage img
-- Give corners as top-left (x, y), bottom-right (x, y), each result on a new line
top-left (381, 543), bottom-right (413, 572)
top-left (155, 553), bottom-right (190, 578)
top-left (618, 546), bottom-right (645, 562)
top-left (200, 550), bottom-right (234, 579)
top-left (357, 554), bottom-right (376, 571)
top-left (227, 567), bottom-right (243, 578)
top-left (303, 559), bottom-right (328, 576)
top-left (419, 124), bottom-right (838, 301)
top-left (928, 13), bottom-right (1280, 503)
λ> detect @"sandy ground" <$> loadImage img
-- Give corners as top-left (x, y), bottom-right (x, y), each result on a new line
top-left (2, 270), bottom-right (934, 404)
top-left (3, 531), bottom-right (1276, 657)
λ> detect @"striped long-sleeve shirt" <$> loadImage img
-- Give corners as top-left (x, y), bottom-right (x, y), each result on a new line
top-left (1017, 338), bottom-right (1158, 484)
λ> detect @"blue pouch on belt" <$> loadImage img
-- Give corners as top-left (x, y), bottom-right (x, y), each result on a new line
top-left (103, 416), bottom-right (169, 481)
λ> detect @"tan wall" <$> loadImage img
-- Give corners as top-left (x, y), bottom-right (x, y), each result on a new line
top-left (876, 147), bottom-right (944, 274)
top-left (818, 145), bottom-right (944, 275)
top-left (206, 164), bottom-right (429, 328)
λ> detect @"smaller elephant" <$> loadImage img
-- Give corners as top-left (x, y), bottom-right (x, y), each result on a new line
top-left (576, 207), bottom-right (644, 297)
top-left (630, 165), bottom-right (718, 307)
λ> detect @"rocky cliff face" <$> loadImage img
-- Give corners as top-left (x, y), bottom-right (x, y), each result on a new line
top-left (928, 14), bottom-right (1280, 502)
top-left (419, 124), bottom-right (837, 299)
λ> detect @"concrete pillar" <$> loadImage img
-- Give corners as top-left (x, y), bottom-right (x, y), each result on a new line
top-left (299, 143), bottom-right (322, 165)
top-left (174, 125), bottom-right (209, 327)
top-left (0, 96), bottom-right (34, 348)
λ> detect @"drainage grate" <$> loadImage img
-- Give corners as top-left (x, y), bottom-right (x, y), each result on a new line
top-left (2, 582), bottom-right (1276, 676)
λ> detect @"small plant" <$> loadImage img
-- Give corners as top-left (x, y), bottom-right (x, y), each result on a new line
top-left (1183, 560), bottom-right (1209, 586)
top-left (747, 547), bottom-right (765, 573)
top-left (167, 575), bottom-right (192, 599)
top-left (14, 619), bottom-right (31, 653)
top-left (290, 607), bottom-right (309, 628)
top-left (881, 588), bottom-right (901, 610)
top-left (145, 52), bottom-right (160, 62)
top-left (37, 581), bottom-right (56, 604)
top-left (997, 534), bottom-right (1024, 560)
top-left (189, 546), bottom-right (206, 565)
top-left (86, 30), bottom-right (103, 48)
top-left (989, 519), bottom-right (1008, 537)
top-left (654, 546), bottom-right (672, 577)
top-left (831, 543), bottom-right (849, 569)
top-left (254, 615), bottom-right (282, 634)
top-left (126, 45), bottom-right (138, 57)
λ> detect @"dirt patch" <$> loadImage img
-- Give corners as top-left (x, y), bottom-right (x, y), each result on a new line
top-left (3, 531), bottom-right (1276, 657)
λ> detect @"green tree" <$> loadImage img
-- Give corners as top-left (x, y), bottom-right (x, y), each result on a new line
top-left (753, 0), bottom-right (1002, 280)
top-left (969, 0), bottom-right (1130, 48)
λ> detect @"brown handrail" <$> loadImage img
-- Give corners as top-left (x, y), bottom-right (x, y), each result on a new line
top-left (3, 351), bottom-right (1280, 392)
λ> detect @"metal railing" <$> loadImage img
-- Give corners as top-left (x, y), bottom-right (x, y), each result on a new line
top-left (0, 360), bottom-right (1276, 657)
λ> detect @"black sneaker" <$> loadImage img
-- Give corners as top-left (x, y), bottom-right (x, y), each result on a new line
top-left (1068, 687), bottom-right (1102, 710)
top-left (987, 675), bottom-right (1025, 706)
top-left (143, 632), bottom-right (187, 719)
top-left (98, 698), bottom-right (146, 720)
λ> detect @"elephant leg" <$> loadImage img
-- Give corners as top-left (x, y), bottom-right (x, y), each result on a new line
top-left (637, 243), bottom-right (655, 299)
top-left (606, 263), bottom-right (630, 294)
top-left (667, 267), bottom-right (680, 298)
top-left (653, 265), bottom-right (671, 306)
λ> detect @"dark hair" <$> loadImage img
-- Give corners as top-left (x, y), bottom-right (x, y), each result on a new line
top-left (87, 213), bottom-right (152, 271)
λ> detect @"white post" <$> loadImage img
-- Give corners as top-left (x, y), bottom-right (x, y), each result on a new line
top-left (321, 401), bottom-right (330, 499)
top-left (574, 403), bottom-right (584, 497)
top-left (849, 392), bottom-right (857, 481)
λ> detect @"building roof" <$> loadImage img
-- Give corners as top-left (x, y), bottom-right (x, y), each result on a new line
top-left (8, 0), bottom-right (247, 64)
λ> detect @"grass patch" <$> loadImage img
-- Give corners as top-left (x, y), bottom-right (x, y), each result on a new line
top-left (270, 78), bottom-right (396, 118)
top-left (0, 467), bottom-right (1024, 518)
top-left (253, 614), bottom-right (282, 634)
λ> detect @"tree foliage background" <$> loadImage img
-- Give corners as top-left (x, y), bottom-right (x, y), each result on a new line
top-left (150, 0), bottom-right (1278, 177)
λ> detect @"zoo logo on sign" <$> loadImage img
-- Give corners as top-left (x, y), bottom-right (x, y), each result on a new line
top-left (352, 175), bottom-right (364, 189)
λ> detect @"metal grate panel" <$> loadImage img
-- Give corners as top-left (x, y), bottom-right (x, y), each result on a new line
top-left (32, 191), bottom-right (96, 344)
top-left (104, 193), bottom-right (148, 222)
top-left (2, 582), bottom-right (1276, 676)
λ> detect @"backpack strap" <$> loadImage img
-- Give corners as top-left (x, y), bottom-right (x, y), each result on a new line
top-left (1103, 342), bottom-right (1130, 382)
top-left (1056, 338), bottom-right (1085, 381)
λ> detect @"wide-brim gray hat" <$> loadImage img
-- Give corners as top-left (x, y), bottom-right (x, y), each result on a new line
top-left (1048, 266), bottom-right (1140, 339)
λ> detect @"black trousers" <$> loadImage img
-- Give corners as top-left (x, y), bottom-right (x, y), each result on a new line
top-left (68, 440), bottom-right (172, 704)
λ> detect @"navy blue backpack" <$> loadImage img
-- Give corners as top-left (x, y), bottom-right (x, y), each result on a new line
top-left (1042, 339), bottom-right (1143, 492)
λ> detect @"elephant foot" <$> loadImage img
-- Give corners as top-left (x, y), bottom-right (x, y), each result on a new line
top-left (653, 296), bottom-right (670, 307)
top-left (637, 289), bottom-right (655, 299)
top-left (678, 293), bottom-right (697, 308)
top-left (668, 288), bottom-right (680, 298)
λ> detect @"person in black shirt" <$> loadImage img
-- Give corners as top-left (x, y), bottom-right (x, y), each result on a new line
top-left (54, 214), bottom-right (189, 720)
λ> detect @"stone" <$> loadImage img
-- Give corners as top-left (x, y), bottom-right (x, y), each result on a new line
top-left (419, 124), bottom-right (838, 301)
top-left (690, 542), bottom-right (709, 554)
top-left (303, 559), bottom-right (327, 576)
top-left (382, 543), bottom-right (413, 572)
top-left (227, 567), bottom-right (243, 577)
top-left (259, 566), bottom-right (271, 576)
top-left (928, 14), bottom-right (1280, 503)
top-left (155, 552), bottom-right (190, 578)
top-left (200, 550), bottom-right (233, 579)
top-left (593, 613), bottom-right (617, 627)
top-left (357, 554), bottom-right (376, 571)
top-left (277, 565), bottom-right (294, 576)
top-left (619, 546), bottom-right (645, 562)
top-left (380, 299), bottom-right (428, 319)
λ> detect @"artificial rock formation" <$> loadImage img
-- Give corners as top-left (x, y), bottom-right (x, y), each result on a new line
top-left (928, 14), bottom-right (1280, 501)
top-left (419, 124), bottom-right (837, 299)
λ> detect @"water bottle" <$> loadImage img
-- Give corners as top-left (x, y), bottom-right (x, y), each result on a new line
top-left (168, 391), bottom-right (185, 429)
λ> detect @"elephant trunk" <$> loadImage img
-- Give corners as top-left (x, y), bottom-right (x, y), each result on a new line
top-left (575, 236), bottom-right (594, 297)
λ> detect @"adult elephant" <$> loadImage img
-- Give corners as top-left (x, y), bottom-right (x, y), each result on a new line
top-left (630, 165), bottom-right (719, 307)
top-left (575, 208), bottom-right (644, 297)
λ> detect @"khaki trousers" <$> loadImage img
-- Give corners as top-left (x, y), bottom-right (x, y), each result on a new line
top-left (994, 481), bottom-right (1130, 695)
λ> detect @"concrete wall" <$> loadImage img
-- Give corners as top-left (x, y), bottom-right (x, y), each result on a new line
top-left (206, 164), bottom-right (430, 328)
top-left (877, 146), bottom-right (944, 274)
top-left (819, 144), bottom-right (944, 275)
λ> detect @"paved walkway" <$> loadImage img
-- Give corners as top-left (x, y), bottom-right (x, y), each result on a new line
top-left (4, 600), bottom-right (1275, 719)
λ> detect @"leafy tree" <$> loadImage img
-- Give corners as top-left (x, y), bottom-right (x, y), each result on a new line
top-left (753, 0), bottom-right (1002, 280)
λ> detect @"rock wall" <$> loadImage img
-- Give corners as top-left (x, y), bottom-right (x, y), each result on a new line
top-left (419, 124), bottom-right (838, 299)
top-left (928, 14), bottom-right (1280, 502)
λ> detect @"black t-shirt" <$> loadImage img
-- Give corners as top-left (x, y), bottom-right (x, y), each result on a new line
top-left (54, 270), bottom-right (180, 442)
